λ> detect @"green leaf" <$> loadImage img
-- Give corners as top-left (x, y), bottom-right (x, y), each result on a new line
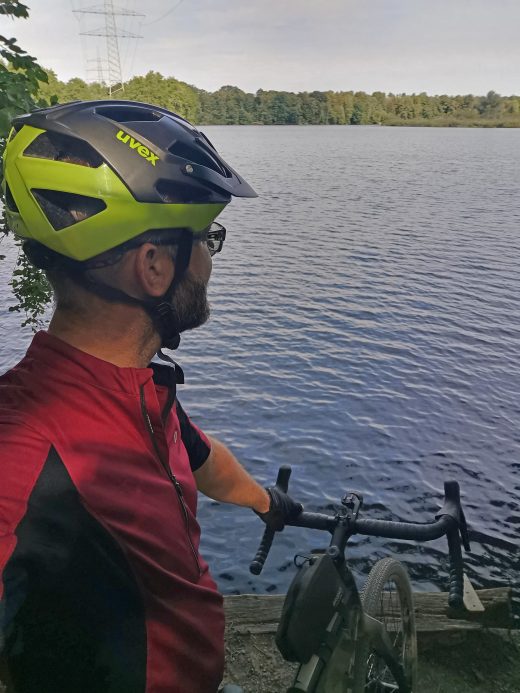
top-left (0, 2), bottom-right (30, 19)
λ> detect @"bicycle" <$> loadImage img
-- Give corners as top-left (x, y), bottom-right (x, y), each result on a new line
top-left (244, 465), bottom-right (471, 693)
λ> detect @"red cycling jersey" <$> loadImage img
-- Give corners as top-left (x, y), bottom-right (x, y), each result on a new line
top-left (0, 331), bottom-right (224, 693)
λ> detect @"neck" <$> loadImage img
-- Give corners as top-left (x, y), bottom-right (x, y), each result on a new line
top-left (48, 305), bottom-right (161, 368)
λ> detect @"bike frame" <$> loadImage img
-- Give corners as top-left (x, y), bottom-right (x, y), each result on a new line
top-left (287, 511), bottom-right (411, 693)
top-left (250, 466), bottom-right (469, 693)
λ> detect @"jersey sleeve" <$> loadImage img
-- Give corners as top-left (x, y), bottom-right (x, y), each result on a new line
top-left (175, 400), bottom-right (211, 473)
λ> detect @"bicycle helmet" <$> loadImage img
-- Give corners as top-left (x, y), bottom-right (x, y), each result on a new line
top-left (2, 99), bottom-right (256, 260)
top-left (2, 100), bottom-right (257, 348)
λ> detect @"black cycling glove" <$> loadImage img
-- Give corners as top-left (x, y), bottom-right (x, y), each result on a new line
top-left (256, 485), bottom-right (303, 532)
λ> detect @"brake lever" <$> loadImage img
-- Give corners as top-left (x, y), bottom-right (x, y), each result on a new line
top-left (276, 465), bottom-right (292, 494)
top-left (249, 465), bottom-right (292, 575)
top-left (436, 480), bottom-right (471, 552)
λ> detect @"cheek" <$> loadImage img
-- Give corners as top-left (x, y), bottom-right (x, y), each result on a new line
top-left (190, 243), bottom-right (212, 282)
top-left (203, 248), bottom-right (213, 281)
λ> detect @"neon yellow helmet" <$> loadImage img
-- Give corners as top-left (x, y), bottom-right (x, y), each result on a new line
top-left (2, 100), bottom-right (257, 348)
top-left (2, 100), bottom-right (256, 261)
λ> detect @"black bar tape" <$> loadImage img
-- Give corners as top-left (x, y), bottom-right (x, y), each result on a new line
top-left (447, 528), bottom-right (464, 608)
top-left (353, 515), bottom-right (455, 541)
top-left (249, 526), bottom-right (275, 575)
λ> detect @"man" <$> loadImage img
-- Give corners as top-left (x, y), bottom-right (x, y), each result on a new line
top-left (0, 101), bottom-right (302, 693)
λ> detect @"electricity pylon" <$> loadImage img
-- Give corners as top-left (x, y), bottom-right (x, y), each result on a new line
top-left (74, 1), bottom-right (145, 96)
top-left (86, 48), bottom-right (107, 85)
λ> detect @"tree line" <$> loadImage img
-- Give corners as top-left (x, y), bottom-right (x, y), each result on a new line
top-left (40, 70), bottom-right (520, 128)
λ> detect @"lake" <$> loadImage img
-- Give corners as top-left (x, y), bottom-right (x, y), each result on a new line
top-left (1, 125), bottom-right (519, 609)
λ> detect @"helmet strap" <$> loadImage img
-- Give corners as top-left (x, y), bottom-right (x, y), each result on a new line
top-left (24, 238), bottom-right (192, 352)
top-left (149, 284), bottom-right (182, 350)
top-left (73, 273), bottom-right (183, 350)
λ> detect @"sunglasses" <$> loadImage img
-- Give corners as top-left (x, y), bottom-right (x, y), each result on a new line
top-left (205, 222), bottom-right (226, 257)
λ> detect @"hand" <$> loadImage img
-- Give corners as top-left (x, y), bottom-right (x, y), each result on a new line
top-left (256, 485), bottom-right (303, 532)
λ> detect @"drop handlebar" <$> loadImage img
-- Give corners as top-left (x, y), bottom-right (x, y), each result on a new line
top-left (250, 466), bottom-right (470, 609)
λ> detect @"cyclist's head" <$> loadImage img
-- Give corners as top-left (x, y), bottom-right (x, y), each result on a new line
top-left (2, 100), bottom-right (257, 347)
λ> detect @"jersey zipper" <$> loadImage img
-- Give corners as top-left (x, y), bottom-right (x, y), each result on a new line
top-left (140, 385), bottom-right (202, 576)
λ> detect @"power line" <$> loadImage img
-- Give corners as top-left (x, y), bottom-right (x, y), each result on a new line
top-left (126, 14), bottom-right (144, 80)
top-left (144, 0), bottom-right (184, 26)
top-left (73, 1), bottom-right (145, 96)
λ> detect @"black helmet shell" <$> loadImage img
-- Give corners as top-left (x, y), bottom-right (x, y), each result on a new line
top-left (12, 100), bottom-right (257, 204)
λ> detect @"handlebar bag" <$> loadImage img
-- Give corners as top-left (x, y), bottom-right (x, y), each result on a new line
top-left (275, 552), bottom-right (347, 663)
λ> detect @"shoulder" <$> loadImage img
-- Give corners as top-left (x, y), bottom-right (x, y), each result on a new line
top-left (0, 416), bottom-right (52, 462)
top-left (0, 353), bottom-right (64, 440)
top-left (0, 360), bottom-right (52, 471)
top-left (0, 418), bottom-right (53, 519)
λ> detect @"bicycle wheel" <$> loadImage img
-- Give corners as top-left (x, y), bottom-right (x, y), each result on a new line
top-left (354, 557), bottom-right (417, 692)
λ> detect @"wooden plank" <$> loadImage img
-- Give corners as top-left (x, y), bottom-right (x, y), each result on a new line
top-left (224, 587), bottom-right (512, 637)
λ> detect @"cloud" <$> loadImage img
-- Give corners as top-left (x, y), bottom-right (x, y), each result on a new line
top-left (9, 0), bottom-right (520, 95)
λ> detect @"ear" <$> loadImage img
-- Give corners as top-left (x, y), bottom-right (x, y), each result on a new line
top-left (133, 243), bottom-right (175, 298)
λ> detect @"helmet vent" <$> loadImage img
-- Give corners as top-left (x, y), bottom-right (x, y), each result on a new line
top-left (96, 106), bottom-right (163, 123)
top-left (5, 182), bottom-right (20, 213)
top-left (155, 179), bottom-right (217, 204)
top-left (24, 132), bottom-right (103, 168)
top-left (32, 189), bottom-right (106, 231)
top-left (168, 141), bottom-right (226, 176)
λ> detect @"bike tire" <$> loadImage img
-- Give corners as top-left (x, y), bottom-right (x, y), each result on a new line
top-left (354, 557), bottom-right (417, 693)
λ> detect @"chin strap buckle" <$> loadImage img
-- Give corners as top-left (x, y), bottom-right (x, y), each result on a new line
top-left (153, 301), bottom-right (181, 350)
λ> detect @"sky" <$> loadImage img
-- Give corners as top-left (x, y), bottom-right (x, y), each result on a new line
top-left (4, 0), bottom-right (520, 96)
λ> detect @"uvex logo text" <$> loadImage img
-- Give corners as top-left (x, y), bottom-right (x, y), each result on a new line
top-left (116, 130), bottom-right (159, 166)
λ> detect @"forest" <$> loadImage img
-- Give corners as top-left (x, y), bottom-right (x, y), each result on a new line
top-left (40, 70), bottom-right (520, 128)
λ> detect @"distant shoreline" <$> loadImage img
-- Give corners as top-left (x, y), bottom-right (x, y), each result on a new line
top-left (197, 121), bottom-right (519, 128)
top-left (40, 72), bottom-right (520, 129)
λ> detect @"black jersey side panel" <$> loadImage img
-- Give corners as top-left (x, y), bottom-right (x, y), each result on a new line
top-left (1, 446), bottom-right (147, 693)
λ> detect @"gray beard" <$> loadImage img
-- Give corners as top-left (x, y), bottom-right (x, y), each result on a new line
top-left (170, 271), bottom-right (210, 333)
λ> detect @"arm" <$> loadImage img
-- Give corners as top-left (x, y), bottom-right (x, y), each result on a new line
top-left (177, 401), bottom-right (300, 525)
top-left (193, 436), bottom-right (270, 514)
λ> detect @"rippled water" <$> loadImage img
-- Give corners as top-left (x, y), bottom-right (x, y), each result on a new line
top-left (1, 126), bottom-right (519, 609)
